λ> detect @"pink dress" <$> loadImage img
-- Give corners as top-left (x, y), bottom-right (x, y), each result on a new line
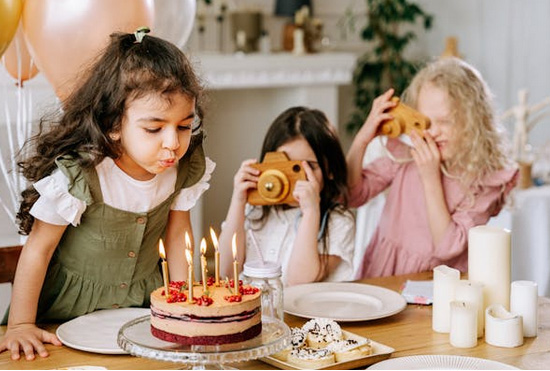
top-left (350, 140), bottom-right (518, 278)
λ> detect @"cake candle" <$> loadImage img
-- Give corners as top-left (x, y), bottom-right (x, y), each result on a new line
top-left (158, 239), bottom-right (170, 300)
top-left (210, 227), bottom-right (220, 286)
top-left (200, 238), bottom-right (208, 292)
top-left (232, 233), bottom-right (240, 296)
top-left (185, 248), bottom-right (194, 303)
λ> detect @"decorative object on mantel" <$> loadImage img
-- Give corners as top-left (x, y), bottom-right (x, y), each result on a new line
top-left (230, 11), bottom-right (262, 53)
top-left (500, 89), bottom-right (550, 189)
top-left (274, 0), bottom-right (316, 52)
top-left (216, 1), bottom-right (229, 53)
top-left (441, 36), bottom-right (462, 59)
top-left (346, 0), bottom-right (432, 134)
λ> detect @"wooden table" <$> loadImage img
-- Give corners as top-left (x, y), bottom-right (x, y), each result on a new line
top-left (2, 272), bottom-right (549, 369)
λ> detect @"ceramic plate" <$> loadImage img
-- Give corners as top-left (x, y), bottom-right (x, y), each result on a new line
top-left (56, 308), bottom-right (150, 354)
top-left (367, 355), bottom-right (519, 370)
top-left (284, 282), bottom-right (406, 322)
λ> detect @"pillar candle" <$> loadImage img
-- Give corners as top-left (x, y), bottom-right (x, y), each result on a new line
top-left (485, 304), bottom-right (523, 348)
top-left (468, 226), bottom-right (511, 310)
top-left (455, 280), bottom-right (484, 338)
top-left (450, 301), bottom-right (477, 348)
top-left (432, 265), bottom-right (460, 333)
top-left (510, 280), bottom-right (538, 337)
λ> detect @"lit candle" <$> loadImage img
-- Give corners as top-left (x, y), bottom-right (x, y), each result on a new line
top-left (455, 280), bottom-right (484, 338)
top-left (200, 238), bottom-right (208, 292)
top-left (232, 233), bottom-right (240, 296)
top-left (210, 227), bottom-right (220, 286)
top-left (510, 280), bottom-right (538, 337)
top-left (432, 265), bottom-right (460, 333)
top-left (485, 304), bottom-right (524, 348)
top-left (158, 239), bottom-right (170, 300)
top-left (468, 226), bottom-right (511, 310)
top-left (450, 300), bottom-right (477, 348)
top-left (185, 248), bottom-right (194, 303)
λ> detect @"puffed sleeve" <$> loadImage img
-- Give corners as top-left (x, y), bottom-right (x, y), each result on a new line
top-left (433, 168), bottom-right (519, 262)
top-left (29, 169), bottom-right (87, 226)
top-left (171, 157), bottom-right (216, 211)
top-left (348, 138), bottom-right (406, 208)
top-left (323, 210), bottom-right (356, 282)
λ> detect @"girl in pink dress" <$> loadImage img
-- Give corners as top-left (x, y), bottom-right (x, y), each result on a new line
top-left (347, 57), bottom-right (518, 278)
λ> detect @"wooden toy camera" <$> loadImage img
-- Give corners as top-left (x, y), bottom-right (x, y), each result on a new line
top-left (377, 97), bottom-right (431, 138)
top-left (247, 152), bottom-right (307, 206)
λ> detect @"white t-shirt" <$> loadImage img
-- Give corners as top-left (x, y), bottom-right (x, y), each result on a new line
top-left (243, 205), bottom-right (355, 285)
top-left (30, 157), bottom-right (215, 226)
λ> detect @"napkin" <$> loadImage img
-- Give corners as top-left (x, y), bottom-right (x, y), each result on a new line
top-left (400, 280), bottom-right (433, 305)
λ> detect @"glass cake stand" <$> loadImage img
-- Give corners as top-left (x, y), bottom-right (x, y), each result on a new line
top-left (117, 315), bottom-right (290, 369)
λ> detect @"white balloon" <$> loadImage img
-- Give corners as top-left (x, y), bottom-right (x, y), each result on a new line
top-left (153, 0), bottom-right (196, 48)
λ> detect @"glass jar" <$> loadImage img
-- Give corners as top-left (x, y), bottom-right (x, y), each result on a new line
top-left (242, 261), bottom-right (284, 321)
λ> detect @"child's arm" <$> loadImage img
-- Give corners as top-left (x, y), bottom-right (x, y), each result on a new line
top-left (219, 159), bottom-right (259, 278)
top-left (410, 131), bottom-right (452, 245)
top-left (0, 220), bottom-right (65, 360)
top-left (347, 89), bottom-right (396, 188)
top-left (164, 210), bottom-right (192, 281)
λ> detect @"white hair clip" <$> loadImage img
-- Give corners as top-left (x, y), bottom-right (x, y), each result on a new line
top-left (134, 26), bottom-right (150, 43)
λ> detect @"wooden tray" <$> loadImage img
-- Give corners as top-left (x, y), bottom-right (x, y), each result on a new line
top-left (261, 330), bottom-right (394, 370)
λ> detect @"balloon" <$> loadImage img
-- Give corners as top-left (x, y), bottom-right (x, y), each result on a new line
top-left (2, 24), bottom-right (39, 85)
top-left (0, 0), bottom-right (23, 58)
top-left (22, 0), bottom-right (155, 101)
top-left (153, 0), bottom-right (196, 49)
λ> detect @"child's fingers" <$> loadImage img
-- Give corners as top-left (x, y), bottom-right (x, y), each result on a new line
top-left (29, 338), bottom-right (48, 358)
top-left (423, 132), bottom-right (440, 158)
top-left (19, 339), bottom-right (36, 360)
top-left (301, 161), bottom-right (315, 182)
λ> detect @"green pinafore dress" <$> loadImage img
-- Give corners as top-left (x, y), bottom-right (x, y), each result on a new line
top-left (3, 145), bottom-right (205, 324)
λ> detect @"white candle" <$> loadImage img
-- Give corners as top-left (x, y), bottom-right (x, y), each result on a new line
top-left (510, 280), bottom-right (538, 337)
top-left (455, 280), bottom-right (484, 338)
top-left (432, 265), bottom-right (460, 333)
top-left (450, 301), bottom-right (477, 348)
top-left (485, 304), bottom-right (523, 348)
top-left (468, 226), bottom-right (511, 310)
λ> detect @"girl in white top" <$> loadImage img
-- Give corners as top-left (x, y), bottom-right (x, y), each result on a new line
top-left (219, 107), bottom-right (355, 286)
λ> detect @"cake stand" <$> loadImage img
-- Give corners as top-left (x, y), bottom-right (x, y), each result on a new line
top-left (117, 315), bottom-right (290, 369)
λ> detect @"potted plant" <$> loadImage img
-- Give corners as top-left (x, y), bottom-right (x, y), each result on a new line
top-left (347, 0), bottom-right (433, 134)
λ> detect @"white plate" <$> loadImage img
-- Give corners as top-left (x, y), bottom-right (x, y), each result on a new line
top-left (56, 308), bottom-right (150, 354)
top-left (367, 355), bottom-right (519, 370)
top-left (284, 282), bottom-right (407, 322)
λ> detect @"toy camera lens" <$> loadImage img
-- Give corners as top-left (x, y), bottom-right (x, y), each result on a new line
top-left (292, 164), bottom-right (301, 173)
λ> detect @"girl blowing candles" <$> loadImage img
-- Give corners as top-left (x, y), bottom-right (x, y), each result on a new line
top-left (219, 107), bottom-right (355, 287)
top-left (347, 57), bottom-right (518, 278)
top-left (0, 29), bottom-right (215, 360)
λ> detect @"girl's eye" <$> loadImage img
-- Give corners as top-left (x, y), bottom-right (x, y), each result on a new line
top-left (145, 128), bottom-right (161, 133)
top-left (178, 125), bottom-right (192, 131)
top-left (307, 161), bottom-right (319, 170)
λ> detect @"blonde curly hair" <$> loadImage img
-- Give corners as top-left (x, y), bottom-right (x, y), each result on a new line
top-left (402, 57), bottom-right (514, 188)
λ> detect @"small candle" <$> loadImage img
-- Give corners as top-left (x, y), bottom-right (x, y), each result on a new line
top-left (200, 238), bottom-right (208, 292)
top-left (210, 227), bottom-right (220, 286)
top-left (158, 239), bottom-right (170, 300)
top-left (232, 233), bottom-right (240, 296)
top-left (485, 304), bottom-right (523, 348)
top-left (468, 226), bottom-right (511, 310)
top-left (510, 280), bottom-right (538, 337)
top-left (432, 265), bottom-right (460, 333)
top-left (455, 280), bottom-right (484, 338)
top-left (185, 248), bottom-right (194, 303)
top-left (450, 300), bottom-right (477, 348)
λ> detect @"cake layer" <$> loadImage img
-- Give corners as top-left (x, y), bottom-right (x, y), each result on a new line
top-left (151, 322), bottom-right (262, 345)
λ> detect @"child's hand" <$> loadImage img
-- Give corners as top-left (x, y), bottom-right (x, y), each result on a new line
top-left (410, 130), bottom-right (442, 183)
top-left (232, 159), bottom-right (260, 203)
top-left (0, 323), bottom-right (62, 360)
top-left (293, 161), bottom-right (321, 214)
top-left (356, 88), bottom-right (397, 143)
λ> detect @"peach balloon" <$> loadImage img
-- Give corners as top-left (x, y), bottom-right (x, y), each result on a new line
top-left (2, 24), bottom-right (39, 86)
top-left (22, 0), bottom-right (154, 101)
top-left (0, 0), bottom-right (23, 57)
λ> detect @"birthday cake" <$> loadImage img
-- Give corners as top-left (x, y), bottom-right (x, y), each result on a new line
top-left (150, 278), bottom-right (262, 345)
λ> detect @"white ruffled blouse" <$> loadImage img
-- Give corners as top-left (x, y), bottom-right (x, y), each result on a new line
top-left (30, 157), bottom-right (216, 226)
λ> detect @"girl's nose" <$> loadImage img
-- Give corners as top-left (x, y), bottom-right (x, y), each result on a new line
top-left (427, 121), bottom-right (441, 137)
top-left (163, 129), bottom-right (180, 151)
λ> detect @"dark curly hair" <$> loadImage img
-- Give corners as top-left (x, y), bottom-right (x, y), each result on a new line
top-left (17, 31), bottom-right (205, 235)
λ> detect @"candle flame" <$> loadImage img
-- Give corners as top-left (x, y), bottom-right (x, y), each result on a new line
top-left (185, 248), bottom-right (193, 264)
top-left (184, 231), bottom-right (192, 250)
top-left (231, 233), bottom-right (237, 260)
top-left (200, 237), bottom-right (207, 255)
top-left (210, 227), bottom-right (219, 252)
top-left (158, 239), bottom-right (166, 260)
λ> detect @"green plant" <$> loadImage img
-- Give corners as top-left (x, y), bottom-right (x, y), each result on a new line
top-left (347, 0), bottom-right (433, 134)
